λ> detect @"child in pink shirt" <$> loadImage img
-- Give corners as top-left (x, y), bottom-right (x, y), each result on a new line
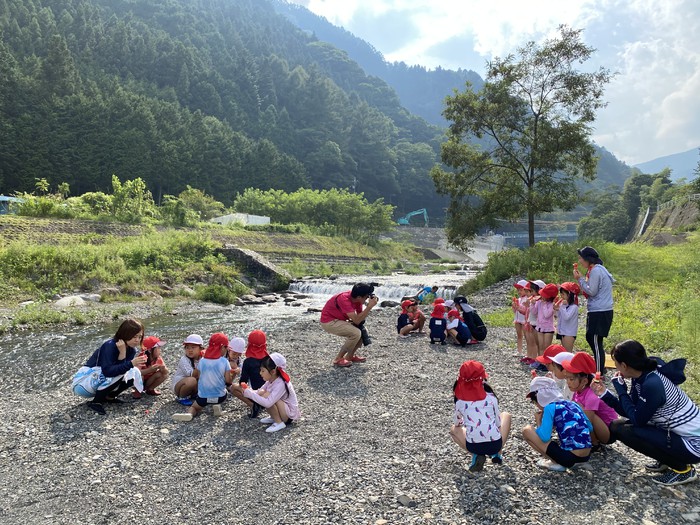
top-left (533, 284), bottom-right (557, 354)
top-left (242, 353), bottom-right (299, 433)
top-left (562, 352), bottom-right (619, 448)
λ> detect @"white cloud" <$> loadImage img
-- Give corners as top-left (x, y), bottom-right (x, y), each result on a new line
top-left (292, 0), bottom-right (700, 164)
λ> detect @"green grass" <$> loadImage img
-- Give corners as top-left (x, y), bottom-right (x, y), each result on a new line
top-left (463, 236), bottom-right (700, 398)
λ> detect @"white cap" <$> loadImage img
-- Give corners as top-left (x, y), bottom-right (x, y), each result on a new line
top-left (183, 334), bottom-right (204, 346)
top-left (270, 352), bottom-right (287, 369)
top-left (516, 279), bottom-right (529, 288)
top-left (551, 352), bottom-right (576, 366)
top-left (444, 299), bottom-right (454, 308)
top-left (229, 337), bottom-right (245, 354)
top-left (531, 280), bottom-right (546, 289)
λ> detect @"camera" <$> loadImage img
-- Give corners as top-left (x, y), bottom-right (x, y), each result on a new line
top-left (369, 293), bottom-right (376, 299)
top-left (354, 320), bottom-right (372, 346)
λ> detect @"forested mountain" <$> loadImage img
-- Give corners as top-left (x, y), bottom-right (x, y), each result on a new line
top-left (272, 0), bottom-right (484, 128)
top-left (0, 0), bottom-right (446, 216)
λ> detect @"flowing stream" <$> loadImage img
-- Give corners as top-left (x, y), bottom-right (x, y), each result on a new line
top-left (0, 270), bottom-right (476, 391)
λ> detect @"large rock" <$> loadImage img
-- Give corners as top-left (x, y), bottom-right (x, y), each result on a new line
top-left (215, 246), bottom-right (291, 292)
top-left (55, 296), bottom-right (86, 307)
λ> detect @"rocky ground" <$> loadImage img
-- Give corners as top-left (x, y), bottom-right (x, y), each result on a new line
top-left (0, 282), bottom-right (699, 525)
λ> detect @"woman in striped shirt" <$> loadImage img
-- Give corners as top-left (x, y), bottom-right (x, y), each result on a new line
top-left (592, 339), bottom-right (700, 486)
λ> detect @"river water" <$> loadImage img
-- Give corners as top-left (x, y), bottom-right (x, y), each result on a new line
top-left (0, 270), bottom-right (476, 391)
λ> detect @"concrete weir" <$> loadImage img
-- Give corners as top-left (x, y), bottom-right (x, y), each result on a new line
top-left (215, 245), bottom-right (292, 292)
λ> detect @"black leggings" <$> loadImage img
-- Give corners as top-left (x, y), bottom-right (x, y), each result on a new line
top-left (93, 378), bottom-right (134, 403)
top-left (609, 420), bottom-right (700, 471)
top-left (586, 332), bottom-right (606, 374)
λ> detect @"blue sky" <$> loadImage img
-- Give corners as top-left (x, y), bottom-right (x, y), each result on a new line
top-left (289, 0), bottom-right (700, 166)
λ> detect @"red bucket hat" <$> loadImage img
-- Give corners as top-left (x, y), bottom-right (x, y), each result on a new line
top-left (535, 344), bottom-right (566, 364)
top-left (454, 361), bottom-right (488, 402)
top-left (246, 329), bottom-right (269, 359)
top-left (142, 336), bottom-right (166, 351)
top-left (539, 283), bottom-right (559, 300)
top-left (431, 304), bottom-right (446, 318)
top-left (562, 352), bottom-right (596, 375)
top-left (204, 332), bottom-right (229, 359)
top-left (560, 281), bottom-right (581, 305)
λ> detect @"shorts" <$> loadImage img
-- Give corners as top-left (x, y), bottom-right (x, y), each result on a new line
top-left (545, 442), bottom-right (590, 468)
top-left (586, 310), bottom-right (614, 337)
top-left (195, 394), bottom-right (227, 407)
top-left (465, 438), bottom-right (502, 456)
top-left (556, 333), bottom-right (577, 340)
top-left (536, 329), bottom-right (554, 334)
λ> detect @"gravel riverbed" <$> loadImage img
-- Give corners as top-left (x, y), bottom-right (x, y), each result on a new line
top-left (0, 282), bottom-right (698, 525)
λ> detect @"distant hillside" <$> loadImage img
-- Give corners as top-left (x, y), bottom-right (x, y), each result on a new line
top-left (274, 2), bottom-right (634, 195)
top-left (272, 0), bottom-right (484, 127)
top-left (634, 147), bottom-right (700, 182)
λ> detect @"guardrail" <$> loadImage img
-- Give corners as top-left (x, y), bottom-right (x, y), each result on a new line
top-left (657, 193), bottom-right (700, 211)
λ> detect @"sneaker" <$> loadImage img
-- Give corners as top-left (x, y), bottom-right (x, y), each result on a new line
top-left (265, 421), bottom-right (286, 433)
top-left (259, 416), bottom-right (275, 424)
top-left (172, 413), bottom-right (193, 422)
top-left (176, 397), bottom-right (193, 406)
top-left (645, 460), bottom-right (668, 473)
top-left (651, 466), bottom-right (697, 486)
top-left (491, 453), bottom-right (503, 465)
top-left (536, 458), bottom-right (567, 472)
top-left (349, 355), bottom-right (367, 363)
top-left (469, 454), bottom-right (486, 472)
top-left (212, 404), bottom-right (223, 417)
top-left (87, 402), bottom-right (106, 415)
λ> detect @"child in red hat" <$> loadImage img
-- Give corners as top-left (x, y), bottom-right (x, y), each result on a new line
top-left (447, 309), bottom-right (477, 346)
top-left (511, 280), bottom-right (529, 358)
top-left (450, 361), bottom-right (511, 472)
top-left (429, 303), bottom-right (447, 344)
top-left (173, 333), bottom-right (234, 422)
top-left (531, 283), bottom-right (558, 355)
top-left (562, 352), bottom-right (618, 448)
top-left (230, 330), bottom-right (270, 419)
top-left (397, 300), bottom-right (422, 336)
top-left (132, 336), bottom-right (169, 399)
top-left (554, 282), bottom-right (581, 352)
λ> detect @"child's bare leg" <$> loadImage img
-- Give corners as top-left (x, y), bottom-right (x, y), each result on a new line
top-left (500, 412), bottom-right (512, 448)
top-left (525, 328), bottom-right (538, 359)
top-left (522, 425), bottom-right (549, 456)
top-left (271, 400), bottom-right (289, 423)
top-left (542, 332), bottom-right (554, 349)
top-left (145, 368), bottom-right (169, 390)
top-left (449, 424), bottom-right (468, 452)
top-left (585, 411), bottom-right (612, 444)
top-left (399, 324), bottom-right (416, 336)
top-left (175, 377), bottom-right (197, 398)
top-left (561, 335), bottom-right (575, 352)
top-left (230, 384), bottom-right (253, 408)
top-left (190, 402), bottom-right (203, 417)
top-left (515, 323), bottom-right (523, 354)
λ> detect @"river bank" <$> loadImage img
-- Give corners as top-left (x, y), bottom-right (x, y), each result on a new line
top-left (0, 282), bottom-right (698, 525)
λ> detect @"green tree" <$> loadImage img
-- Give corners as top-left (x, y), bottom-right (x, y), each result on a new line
top-left (431, 26), bottom-right (612, 248)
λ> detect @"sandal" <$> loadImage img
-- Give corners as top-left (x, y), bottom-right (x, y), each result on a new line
top-left (145, 389), bottom-right (162, 396)
top-left (132, 390), bottom-right (142, 399)
top-left (333, 358), bottom-right (352, 368)
top-left (349, 355), bottom-right (367, 363)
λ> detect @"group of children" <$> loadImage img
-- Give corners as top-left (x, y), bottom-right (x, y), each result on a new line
top-left (511, 278), bottom-right (581, 368)
top-left (451, 349), bottom-right (618, 473)
top-left (398, 296), bottom-right (485, 347)
top-left (136, 328), bottom-right (300, 433)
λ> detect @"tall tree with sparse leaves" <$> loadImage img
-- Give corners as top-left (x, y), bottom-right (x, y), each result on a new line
top-left (431, 26), bottom-right (612, 247)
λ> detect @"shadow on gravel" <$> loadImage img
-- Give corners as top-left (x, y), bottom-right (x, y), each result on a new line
top-left (305, 366), bottom-right (369, 398)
